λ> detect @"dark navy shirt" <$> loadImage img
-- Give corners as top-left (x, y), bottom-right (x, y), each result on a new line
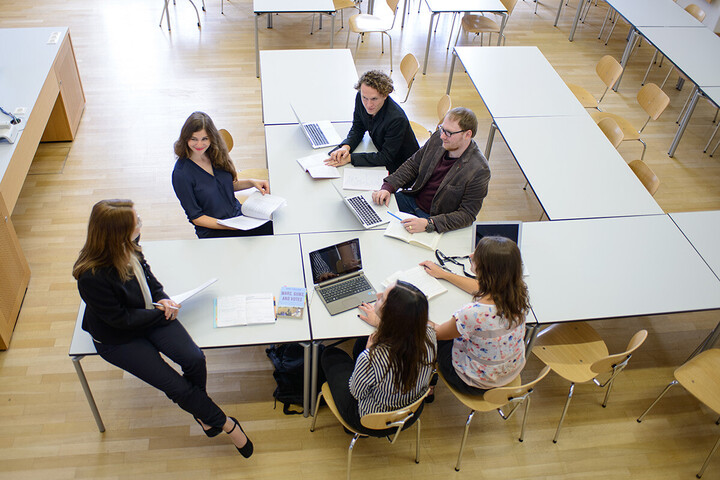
top-left (171, 157), bottom-right (242, 238)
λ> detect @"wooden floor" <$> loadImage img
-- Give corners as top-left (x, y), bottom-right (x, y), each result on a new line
top-left (2, 0), bottom-right (720, 478)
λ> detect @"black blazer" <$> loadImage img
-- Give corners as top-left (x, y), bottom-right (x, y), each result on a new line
top-left (77, 253), bottom-right (170, 345)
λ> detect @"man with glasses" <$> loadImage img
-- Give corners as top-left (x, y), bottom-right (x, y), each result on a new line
top-left (371, 107), bottom-right (490, 233)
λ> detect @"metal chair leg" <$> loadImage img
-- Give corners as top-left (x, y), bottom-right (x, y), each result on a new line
top-left (601, 377), bottom-right (614, 408)
top-left (704, 122), bottom-right (720, 153)
top-left (598, 7), bottom-right (611, 39)
top-left (519, 397), bottom-right (530, 442)
top-left (637, 380), bottom-right (678, 422)
top-left (310, 390), bottom-right (324, 432)
top-left (697, 434), bottom-right (720, 478)
top-left (642, 50), bottom-right (658, 85)
top-left (386, 33), bottom-right (393, 71)
top-left (638, 139), bottom-right (647, 161)
top-left (553, 383), bottom-right (575, 443)
top-left (415, 418), bottom-right (421, 463)
top-left (347, 433), bottom-right (360, 480)
top-left (455, 410), bottom-right (476, 471)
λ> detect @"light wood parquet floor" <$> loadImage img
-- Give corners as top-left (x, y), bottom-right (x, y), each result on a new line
top-left (1, 0), bottom-right (720, 478)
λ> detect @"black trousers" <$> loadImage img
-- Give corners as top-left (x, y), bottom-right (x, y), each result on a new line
top-left (437, 340), bottom-right (488, 396)
top-left (94, 320), bottom-right (226, 428)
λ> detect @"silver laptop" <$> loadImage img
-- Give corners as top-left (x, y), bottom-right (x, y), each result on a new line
top-left (471, 221), bottom-right (523, 249)
top-left (309, 238), bottom-right (377, 315)
top-left (290, 103), bottom-right (342, 149)
top-left (332, 182), bottom-right (390, 229)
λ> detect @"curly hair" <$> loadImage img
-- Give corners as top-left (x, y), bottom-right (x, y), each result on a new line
top-left (354, 70), bottom-right (394, 96)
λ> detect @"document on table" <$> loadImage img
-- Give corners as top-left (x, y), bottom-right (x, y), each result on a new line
top-left (297, 152), bottom-right (340, 178)
top-left (214, 293), bottom-right (276, 327)
top-left (381, 266), bottom-right (447, 300)
top-left (217, 193), bottom-right (287, 230)
top-left (342, 168), bottom-right (387, 191)
top-left (170, 278), bottom-right (218, 304)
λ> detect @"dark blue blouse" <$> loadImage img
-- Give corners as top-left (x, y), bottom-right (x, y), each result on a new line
top-left (171, 157), bottom-right (242, 238)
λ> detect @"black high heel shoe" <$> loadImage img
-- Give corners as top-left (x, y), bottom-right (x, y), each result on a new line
top-left (194, 417), bottom-right (223, 438)
top-left (227, 416), bottom-right (254, 458)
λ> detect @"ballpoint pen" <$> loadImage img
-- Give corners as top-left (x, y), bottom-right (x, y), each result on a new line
top-left (387, 211), bottom-right (402, 221)
top-left (153, 302), bottom-right (179, 310)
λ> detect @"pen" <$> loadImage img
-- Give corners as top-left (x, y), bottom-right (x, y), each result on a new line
top-left (153, 302), bottom-right (179, 310)
top-left (387, 211), bottom-right (402, 222)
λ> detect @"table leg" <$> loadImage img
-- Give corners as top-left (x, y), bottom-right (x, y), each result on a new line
top-left (669, 86), bottom-right (699, 157)
top-left (613, 28), bottom-right (638, 92)
top-left (300, 342), bottom-right (311, 418)
top-left (368, 0), bottom-right (375, 15)
top-left (497, 12), bottom-right (508, 46)
top-left (72, 356), bottom-right (106, 433)
top-left (446, 50), bottom-right (457, 93)
top-left (422, 13), bottom-right (436, 75)
top-left (485, 121), bottom-right (497, 159)
top-left (331, 13), bottom-right (335, 48)
top-left (554, 0), bottom-right (563, 27)
top-left (568, 0), bottom-right (585, 41)
top-left (525, 324), bottom-right (539, 356)
top-left (255, 14), bottom-right (261, 78)
top-left (310, 342), bottom-right (320, 416)
top-left (401, 0), bottom-right (408, 28)
top-left (267, 12), bottom-right (273, 28)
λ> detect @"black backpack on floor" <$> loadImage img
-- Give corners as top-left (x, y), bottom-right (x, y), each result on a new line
top-left (266, 343), bottom-right (326, 415)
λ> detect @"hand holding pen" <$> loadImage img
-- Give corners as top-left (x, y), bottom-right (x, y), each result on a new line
top-left (153, 299), bottom-right (181, 320)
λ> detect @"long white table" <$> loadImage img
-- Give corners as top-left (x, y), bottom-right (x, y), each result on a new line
top-left (494, 115), bottom-right (663, 220)
top-left (259, 49), bottom-right (358, 124)
top-left (70, 235), bottom-right (312, 431)
top-left (253, 0), bottom-right (336, 78)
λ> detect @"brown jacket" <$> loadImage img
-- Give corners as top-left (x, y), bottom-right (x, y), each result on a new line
top-left (383, 130), bottom-right (490, 233)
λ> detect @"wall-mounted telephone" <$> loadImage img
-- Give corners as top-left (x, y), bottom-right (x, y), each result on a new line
top-left (0, 119), bottom-right (19, 144)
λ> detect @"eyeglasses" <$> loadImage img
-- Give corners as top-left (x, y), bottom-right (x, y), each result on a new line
top-left (437, 125), bottom-right (467, 137)
top-left (435, 250), bottom-right (475, 278)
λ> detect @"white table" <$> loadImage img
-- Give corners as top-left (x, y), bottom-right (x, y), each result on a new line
top-left (259, 49), bottom-right (358, 124)
top-left (70, 235), bottom-right (312, 431)
top-left (265, 122), bottom-right (400, 234)
top-left (254, 0), bottom-right (337, 78)
top-left (420, 0), bottom-right (507, 74)
top-left (494, 115), bottom-right (663, 220)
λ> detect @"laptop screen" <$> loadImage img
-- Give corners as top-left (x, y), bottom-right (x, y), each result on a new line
top-left (309, 238), bottom-right (363, 285)
top-left (472, 222), bottom-right (522, 250)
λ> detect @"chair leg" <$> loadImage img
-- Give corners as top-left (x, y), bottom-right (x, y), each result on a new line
top-left (711, 136), bottom-right (720, 157)
top-left (660, 67), bottom-right (673, 90)
top-left (604, 13), bottom-right (617, 45)
top-left (636, 380), bottom-right (678, 423)
top-left (642, 50), bottom-right (658, 86)
top-left (455, 410), bottom-right (476, 471)
top-left (704, 121), bottom-right (720, 153)
top-left (697, 434), bottom-right (720, 478)
top-left (381, 32), bottom-right (384, 53)
top-left (386, 32), bottom-right (393, 71)
top-left (601, 377), bottom-right (615, 408)
top-left (415, 418), bottom-right (421, 463)
top-left (347, 434), bottom-right (360, 480)
top-left (345, 27), bottom-right (352, 48)
top-left (598, 7), bottom-right (611, 39)
top-left (553, 383), bottom-right (575, 443)
top-left (311, 13), bottom-right (316, 34)
top-left (517, 397), bottom-right (531, 442)
top-left (677, 89), bottom-right (694, 124)
top-left (523, 180), bottom-right (528, 191)
top-left (638, 138), bottom-right (647, 161)
top-left (310, 391), bottom-right (324, 432)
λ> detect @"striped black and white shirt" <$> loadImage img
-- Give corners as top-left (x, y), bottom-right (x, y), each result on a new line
top-left (349, 325), bottom-right (437, 417)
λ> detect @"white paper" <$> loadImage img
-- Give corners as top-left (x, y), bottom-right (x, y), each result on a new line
top-left (342, 168), bottom-right (387, 191)
top-left (170, 278), bottom-right (217, 304)
top-left (297, 153), bottom-right (340, 178)
top-left (218, 215), bottom-right (270, 230)
top-left (383, 211), bottom-right (442, 250)
top-left (382, 266), bottom-right (447, 300)
top-left (215, 293), bottom-right (275, 327)
top-left (240, 192), bottom-right (287, 219)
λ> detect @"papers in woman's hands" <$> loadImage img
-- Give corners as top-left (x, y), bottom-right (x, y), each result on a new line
top-left (170, 278), bottom-right (218, 304)
top-left (214, 293), bottom-right (276, 327)
top-left (384, 211), bottom-right (442, 250)
top-left (297, 152), bottom-right (340, 178)
top-left (381, 266), bottom-right (447, 300)
top-left (217, 192), bottom-right (287, 230)
top-left (342, 168), bottom-right (387, 191)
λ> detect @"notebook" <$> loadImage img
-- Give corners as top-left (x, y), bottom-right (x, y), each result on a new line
top-left (309, 238), bottom-right (377, 315)
top-left (290, 103), bottom-right (342, 149)
top-left (332, 182), bottom-right (390, 229)
top-left (471, 221), bottom-right (523, 249)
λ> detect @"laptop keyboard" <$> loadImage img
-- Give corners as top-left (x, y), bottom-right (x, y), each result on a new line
top-left (305, 123), bottom-right (329, 146)
top-left (347, 195), bottom-right (382, 226)
top-left (318, 275), bottom-right (373, 303)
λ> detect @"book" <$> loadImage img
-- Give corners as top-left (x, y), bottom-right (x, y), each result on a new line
top-left (214, 293), bottom-right (276, 327)
top-left (217, 192), bottom-right (287, 230)
top-left (342, 168), bottom-right (387, 191)
top-left (384, 211), bottom-right (443, 250)
top-left (381, 266), bottom-right (448, 300)
top-left (297, 152), bottom-right (340, 179)
top-left (276, 286), bottom-right (307, 318)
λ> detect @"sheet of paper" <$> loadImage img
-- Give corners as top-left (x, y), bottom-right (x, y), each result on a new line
top-left (215, 293), bottom-right (275, 327)
top-left (382, 266), bottom-right (447, 300)
top-left (170, 278), bottom-right (217, 304)
top-left (297, 153), bottom-right (339, 178)
top-left (218, 215), bottom-right (270, 230)
top-left (240, 192), bottom-right (287, 220)
top-left (342, 168), bottom-right (388, 191)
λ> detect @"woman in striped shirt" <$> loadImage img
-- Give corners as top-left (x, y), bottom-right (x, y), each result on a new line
top-left (420, 236), bottom-right (530, 395)
top-left (321, 281), bottom-right (437, 434)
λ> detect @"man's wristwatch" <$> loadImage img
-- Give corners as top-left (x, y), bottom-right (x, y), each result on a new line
top-left (425, 218), bottom-right (436, 233)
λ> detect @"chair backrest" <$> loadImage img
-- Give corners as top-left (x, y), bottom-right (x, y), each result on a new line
top-left (637, 83), bottom-right (670, 121)
top-left (502, 0), bottom-right (519, 16)
top-left (596, 55), bottom-right (623, 89)
top-left (628, 160), bottom-right (660, 196)
top-left (437, 94), bottom-right (452, 123)
top-left (400, 53), bottom-right (419, 93)
top-left (360, 388), bottom-right (429, 432)
top-left (483, 366), bottom-right (551, 406)
top-left (685, 4), bottom-right (706, 22)
top-left (674, 349), bottom-right (720, 415)
top-left (598, 117), bottom-right (624, 148)
top-left (591, 329), bottom-right (648, 374)
top-left (386, 0), bottom-right (400, 16)
top-left (219, 128), bottom-right (234, 153)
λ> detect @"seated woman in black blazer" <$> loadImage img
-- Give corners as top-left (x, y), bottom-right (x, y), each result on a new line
top-left (321, 281), bottom-right (437, 434)
top-left (73, 199), bottom-right (252, 457)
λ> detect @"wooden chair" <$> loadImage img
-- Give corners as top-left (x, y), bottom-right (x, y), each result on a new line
top-left (637, 349), bottom-right (720, 479)
top-left (437, 94), bottom-right (452, 123)
top-left (597, 117), bottom-right (624, 149)
top-left (397, 53), bottom-right (419, 103)
top-left (311, 0), bottom-right (360, 34)
top-left (219, 128), bottom-right (233, 153)
top-left (310, 382), bottom-right (429, 480)
top-left (533, 322), bottom-right (648, 443)
top-left (628, 159), bottom-right (660, 196)
top-left (590, 83), bottom-right (670, 161)
top-left (409, 94), bottom-right (451, 147)
top-left (566, 55), bottom-right (623, 110)
top-left (346, 0), bottom-right (400, 71)
top-left (455, 0), bottom-right (518, 47)
top-left (440, 366), bottom-right (551, 471)
top-left (410, 121), bottom-right (431, 146)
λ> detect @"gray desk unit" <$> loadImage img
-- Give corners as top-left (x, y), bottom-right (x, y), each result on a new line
top-left (259, 49), bottom-right (358, 124)
top-left (70, 235), bottom-right (311, 431)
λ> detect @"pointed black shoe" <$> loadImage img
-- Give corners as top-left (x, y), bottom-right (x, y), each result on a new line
top-left (194, 417), bottom-right (223, 437)
top-left (228, 416), bottom-right (254, 458)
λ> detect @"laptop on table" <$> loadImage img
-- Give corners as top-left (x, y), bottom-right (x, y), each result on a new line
top-left (471, 221), bottom-right (523, 249)
top-left (290, 103), bottom-right (342, 149)
top-left (309, 238), bottom-right (377, 315)
top-left (332, 182), bottom-right (390, 229)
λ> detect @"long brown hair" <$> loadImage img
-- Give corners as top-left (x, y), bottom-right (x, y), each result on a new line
top-left (472, 236), bottom-right (530, 329)
top-left (72, 199), bottom-right (140, 282)
top-left (173, 111), bottom-right (237, 180)
top-left (370, 281), bottom-right (435, 395)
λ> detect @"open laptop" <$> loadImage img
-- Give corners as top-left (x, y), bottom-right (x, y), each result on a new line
top-left (471, 221), bottom-right (523, 249)
top-left (309, 238), bottom-right (377, 315)
top-left (290, 103), bottom-right (342, 149)
top-left (332, 182), bottom-right (390, 229)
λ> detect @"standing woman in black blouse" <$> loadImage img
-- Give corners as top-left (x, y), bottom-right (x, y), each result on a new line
top-left (73, 199), bottom-right (253, 457)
